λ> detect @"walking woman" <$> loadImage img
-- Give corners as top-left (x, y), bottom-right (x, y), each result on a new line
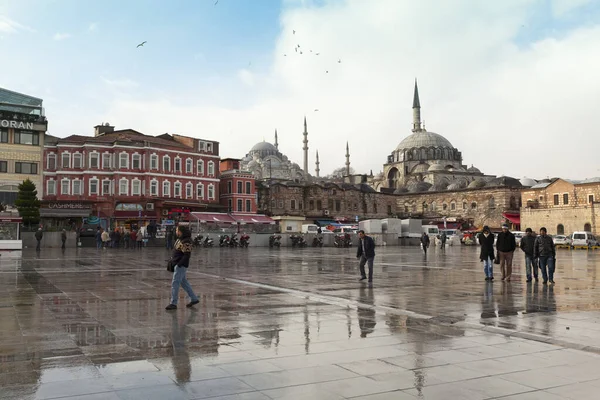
top-left (166, 226), bottom-right (200, 310)
top-left (478, 226), bottom-right (496, 281)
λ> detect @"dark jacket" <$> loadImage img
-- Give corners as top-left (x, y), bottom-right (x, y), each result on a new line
top-left (61, 231), bottom-right (67, 241)
top-left (520, 234), bottom-right (535, 256)
top-left (35, 230), bottom-right (43, 240)
top-left (171, 234), bottom-right (193, 268)
top-left (357, 235), bottom-right (375, 258)
top-left (421, 234), bottom-right (430, 247)
top-left (534, 235), bottom-right (555, 258)
top-left (95, 230), bottom-right (102, 241)
top-left (496, 231), bottom-right (516, 252)
top-left (478, 232), bottom-right (495, 261)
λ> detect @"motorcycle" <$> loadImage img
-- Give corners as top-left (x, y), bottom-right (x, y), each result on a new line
top-left (269, 235), bottom-right (281, 248)
top-left (203, 234), bottom-right (214, 247)
top-left (290, 234), bottom-right (308, 248)
top-left (193, 233), bottom-right (204, 248)
top-left (312, 234), bottom-right (324, 247)
top-left (334, 233), bottom-right (352, 248)
top-left (219, 234), bottom-right (230, 247)
top-left (239, 234), bottom-right (250, 248)
top-left (229, 233), bottom-right (239, 247)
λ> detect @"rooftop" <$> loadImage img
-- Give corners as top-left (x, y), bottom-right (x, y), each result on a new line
top-left (0, 87), bottom-right (44, 115)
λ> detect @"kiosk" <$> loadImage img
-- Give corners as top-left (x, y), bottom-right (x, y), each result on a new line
top-left (0, 216), bottom-right (22, 250)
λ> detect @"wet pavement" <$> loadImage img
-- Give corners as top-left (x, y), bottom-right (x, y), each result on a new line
top-left (2, 245), bottom-right (600, 399)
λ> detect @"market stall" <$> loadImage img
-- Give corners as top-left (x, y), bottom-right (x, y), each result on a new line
top-left (0, 215), bottom-right (22, 250)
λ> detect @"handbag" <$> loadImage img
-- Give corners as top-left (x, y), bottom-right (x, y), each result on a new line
top-left (166, 259), bottom-right (175, 272)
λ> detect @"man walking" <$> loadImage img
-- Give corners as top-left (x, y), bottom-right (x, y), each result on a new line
top-left (95, 227), bottom-right (103, 249)
top-left (35, 227), bottom-right (43, 251)
top-left (520, 228), bottom-right (538, 282)
top-left (440, 232), bottom-right (447, 249)
top-left (534, 227), bottom-right (556, 284)
top-left (357, 230), bottom-right (375, 283)
top-left (421, 232), bottom-right (430, 254)
top-left (478, 226), bottom-right (495, 281)
top-left (61, 229), bottom-right (67, 249)
top-left (496, 224), bottom-right (516, 281)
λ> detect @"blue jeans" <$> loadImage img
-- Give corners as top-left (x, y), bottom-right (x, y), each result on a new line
top-left (539, 256), bottom-right (556, 282)
top-left (483, 257), bottom-right (493, 278)
top-left (525, 255), bottom-right (538, 279)
top-left (170, 266), bottom-right (198, 305)
top-left (96, 240), bottom-right (102, 249)
top-left (359, 256), bottom-right (374, 282)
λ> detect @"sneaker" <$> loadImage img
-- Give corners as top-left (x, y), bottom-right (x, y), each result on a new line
top-left (165, 304), bottom-right (177, 310)
top-left (526, 279), bottom-right (532, 283)
top-left (186, 300), bottom-right (200, 308)
top-left (485, 277), bottom-right (490, 281)
top-left (543, 280), bottom-right (548, 285)
top-left (359, 276), bottom-right (367, 281)
top-left (549, 280), bottom-right (555, 284)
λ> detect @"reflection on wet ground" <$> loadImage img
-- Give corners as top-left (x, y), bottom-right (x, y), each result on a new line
top-left (2, 245), bottom-right (600, 399)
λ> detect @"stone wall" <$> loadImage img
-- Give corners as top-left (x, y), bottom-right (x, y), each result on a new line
top-left (520, 206), bottom-right (600, 235)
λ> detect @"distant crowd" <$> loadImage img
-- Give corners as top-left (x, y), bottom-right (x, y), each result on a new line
top-left (95, 227), bottom-right (145, 249)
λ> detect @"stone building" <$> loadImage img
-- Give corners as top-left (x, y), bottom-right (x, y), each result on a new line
top-left (521, 178), bottom-right (600, 235)
top-left (0, 87), bottom-right (48, 206)
top-left (256, 180), bottom-right (398, 221)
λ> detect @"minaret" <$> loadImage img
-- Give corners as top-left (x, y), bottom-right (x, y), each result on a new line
top-left (274, 129), bottom-right (279, 150)
top-left (302, 116), bottom-right (309, 178)
top-left (412, 79), bottom-right (422, 132)
top-left (315, 150), bottom-right (320, 177)
top-left (345, 141), bottom-right (350, 176)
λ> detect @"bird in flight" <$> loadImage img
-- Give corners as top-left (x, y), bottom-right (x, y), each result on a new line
top-left (293, 30), bottom-right (296, 34)
top-left (315, 53), bottom-right (320, 56)
top-left (338, 59), bottom-right (341, 63)
top-left (325, 70), bottom-right (329, 74)
top-left (214, 0), bottom-right (219, 5)
top-left (314, 109), bottom-right (319, 112)
top-left (136, 41), bottom-right (147, 48)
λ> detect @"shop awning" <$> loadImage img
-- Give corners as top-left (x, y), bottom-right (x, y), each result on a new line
top-left (40, 209), bottom-right (91, 218)
top-left (190, 212), bottom-right (236, 224)
top-left (502, 212), bottom-right (520, 225)
top-left (315, 220), bottom-right (335, 226)
top-left (231, 214), bottom-right (275, 224)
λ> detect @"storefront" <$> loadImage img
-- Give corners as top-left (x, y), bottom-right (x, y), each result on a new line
top-left (39, 201), bottom-right (93, 231)
top-left (0, 215), bottom-right (22, 250)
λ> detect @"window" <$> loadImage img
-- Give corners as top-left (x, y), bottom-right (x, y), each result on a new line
top-left (208, 184), bottom-right (215, 199)
top-left (373, 203), bottom-right (377, 214)
top-left (335, 200), bottom-right (341, 212)
top-left (316, 200), bottom-right (322, 209)
top-left (208, 161), bottom-right (215, 176)
top-left (90, 179), bottom-right (98, 195)
top-left (246, 181), bottom-right (251, 194)
top-left (132, 154), bottom-right (141, 169)
top-left (270, 199), bottom-right (276, 209)
top-left (163, 155), bottom-right (171, 172)
top-left (174, 157), bottom-right (181, 173)
top-left (227, 181), bottom-right (232, 194)
top-left (228, 199), bottom-right (233, 212)
top-left (174, 182), bottom-right (182, 197)
top-left (150, 180), bottom-right (158, 196)
top-left (14, 130), bottom-right (39, 145)
top-left (557, 224), bottom-right (565, 235)
top-left (186, 183), bottom-right (193, 198)
top-left (291, 199), bottom-right (296, 210)
top-left (0, 161), bottom-right (6, 173)
top-left (207, 143), bottom-right (213, 152)
top-left (431, 202), bottom-right (436, 211)
top-left (119, 153), bottom-right (129, 169)
top-left (246, 199), bottom-right (251, 212)
top-left (150, 154), bottom-right (158, 170)
top-left (62, 153), bottom-right (70, 168)
top-left (309, 200), bottom-right (314, 210)
top-left (463, 202), bottom-right (467, 210)
top-left (72, 180), bottom-right (82, 195)
top-left (237, 199), bottom-right (243, 211)
top-left (451, 202), bottom-right (456, 211)
top-left (585, 223), bottom-right (592, 232)
top-left (197, 183), bottom-right (204, 199)
top-left (73, 153), bottom-right (82, 168)
top-left (563, 193), bottom-right (569, 205)
top-left (61, 179), bottom-right (70, 195)
top-left (119, 179), bottom-right (128, 195)
top-left (0, 129), bottom-right (7, 143)
top-left (443, 203), bottom-right (448, 211)
top-left (102, 180), bottom-right (111, 195)
top-left (553, 194), bottom-right (559, 205)
top-left (15, 162), bottom-right (38, 174)
top-left (589, 195), bottom-right (595, 204)
top-left (237, 181), bottom-right (243, 194)
top-left (47, 154), bottom-right (56, 170)
top-left (163, 181), bottom-right (171, 197)
top-left (90, 152), bottom-right (99, 168)
top-left (47, 180), bottom-right (56, 195)
top-left (279, 200), bottom-right (284, 208)
top-left (186, 159), bottom-right (193, 173)
top-left (471, 202), bottom-right (477, 210)
top-left (387, 205), bottom-right (392, 214)
top-left (197, 160), bottom-right (204, 175)
top-left (132, 180), bottom-right (141, 196)
top-left (102, 153), bottom-right (111, 169)
top-left (299, 201), bottom-right (303, 210)
top-left (488, 197), bottom-right (495, 209)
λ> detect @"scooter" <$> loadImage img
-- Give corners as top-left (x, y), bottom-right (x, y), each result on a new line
top-left (269, 235), bottom-right (281, 248)
top-left (239, 234), bottom-right (250, 248)
top-left (219, 234), bottom-right (230, 247)
top-left (193, 234), bottom-right (204, 248)
top-left (334, 233), bottom-right (352, 248)
top-left (312, 235), bottom-right (324, 247)
top-left (203, 235), bottom-right (214, 247)
top-left (290, 234), bottom-right (308, 248)
top-left (229, 233), bottom-right (239, 247)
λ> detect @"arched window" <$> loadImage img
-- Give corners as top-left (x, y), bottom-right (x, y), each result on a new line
top-left (431, 202), bottom-right (436, 211)
top-left (557, 224), bottom-right (565, 235)
top-left (471, 202), bottom-right (477, 210)
top-left (442, 203), bottom-right (448, 211)
top-left (584, 223), bottom-right (592, 232)
top-left (423, 202), bottom-right (428, 211)
top-left (510, 196), bottom-right (517, 209)
top-left (489, 197), bottom-right (495, 209)
top-left (420, 148), bottom-right (427, 160)
top-left (428, 148), bottom-right (434, 159)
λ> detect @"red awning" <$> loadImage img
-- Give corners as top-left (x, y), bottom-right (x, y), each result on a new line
top-left (502, 212), bottom-right (520, 224)
top-left (231, 214), bottom-right (276, 224)
top-left (190, 212), bottom-right (236, 224)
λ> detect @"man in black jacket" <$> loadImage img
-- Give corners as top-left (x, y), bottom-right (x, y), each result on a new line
top-left (520, 228), bottom-right (537, 282)
top-left (496, 224), bottom-right (516, 281)
top-left (421, 232), bottom-right (430, 254)
top-left (534, 227), bottom-right (556, 284)
top-left (166, 226), bottom-right (200, 310)
top-left (357, 230), bottom-right (375, 283)
top-left (478, 226), bottom-right (495, 281)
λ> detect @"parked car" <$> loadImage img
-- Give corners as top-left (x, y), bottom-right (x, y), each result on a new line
top-left (553, 235), bottom-right (571, 246)
top-left (571, 232), bottom-right (598, 248)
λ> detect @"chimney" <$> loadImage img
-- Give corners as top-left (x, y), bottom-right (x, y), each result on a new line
top-left (94, 122), bottom-right (115, 137)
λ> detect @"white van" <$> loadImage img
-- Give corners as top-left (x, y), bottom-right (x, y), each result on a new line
top-left (422, 225), bottom-right (439, 236)
top-left (301, 224), bottom-right (319, 234)
top-left (571, 232), bottom-right (598, 247)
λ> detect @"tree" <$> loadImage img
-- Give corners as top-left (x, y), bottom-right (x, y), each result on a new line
top-left (15, 179), bottom-right (41, 226)
top-left (327, 166), bottom-right (356, 179)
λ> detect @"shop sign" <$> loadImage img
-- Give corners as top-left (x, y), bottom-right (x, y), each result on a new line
top-left (0, 120), bottom-right (34, 129)
top-left (170, 208), bottom-right (190, 213)
top-left (45, 202), bottom-right (91, 209)
top-left (162, 219), bottom-right (175, 226)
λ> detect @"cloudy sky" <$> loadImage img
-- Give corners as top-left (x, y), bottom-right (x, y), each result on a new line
top-left (1, 0), bottom-right (599, 180)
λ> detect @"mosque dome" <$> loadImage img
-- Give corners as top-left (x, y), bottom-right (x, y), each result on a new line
top-left (394, 186), bottom-right (409, 194)
top-left (520, 177), bottom-right (537, 187)
top-left (447, 181), bottom-right (466, 191)
top-left (429, 181), bottom-right (449, 192)
top-left (251, 141), bottom-right (277, 152)
top-left (396, 131), bottom-right (454, 152)
top-left (468, 179), bottom-right (487, 189)
top-left (407, 181), bottom-right (432, 193)
top-left (428, 163), bottom-right (446, 172)
top-left (487, 176), bottom-right (522, 188)
top-left (247, 160), bottom-right (258, 169)
top-left (467, 165), bottom-right (481, 173)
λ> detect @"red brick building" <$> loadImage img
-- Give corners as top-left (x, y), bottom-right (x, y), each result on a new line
top-left (42, 124), bottom-right (221, 228)
top-left (219, 158), bottom-right (256, 214)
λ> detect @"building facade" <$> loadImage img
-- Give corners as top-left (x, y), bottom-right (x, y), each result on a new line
top-left (0, 88), bottom-right (48, 206)
top-left (219, 158), bottom-right (257, 214)
top-left (521, 178), bottom-right (600, 235)
top-left (42, 124), bottom-right (220, 228)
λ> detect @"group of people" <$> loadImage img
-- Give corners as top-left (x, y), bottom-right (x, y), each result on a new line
top-left (95, 227), bottom-right (145, 249)
top-left (479, 224), bottom-right (556, 284)
top-left (419, 232), bottom-right (447, 254)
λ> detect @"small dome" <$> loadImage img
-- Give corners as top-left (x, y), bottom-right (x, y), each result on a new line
top-left (447, 181), bottom-right (466, 191)
top-left (396, 131), bottom-right (454, 151)
top-left (407, 181), bottom-right (432, 193)
top-left (429, 181), bottom-right (448, 192)
top-left (412, 163), bottom-right (430, 173)
top-left (488, 176), bottom-right (522, 188)
top-left (428, 163), bottom-right (445, 172)
top-left (394, 186), bottom-right (409, 194)
top-left (468, 179), bottom-right (486, 189)
top-left (251, 141), bottom-right (277, 152)
top-left (520, 177), bottom-right (537, 187)
top-left (467, 165), bottom-right (481, 173)
top-left (247, 160), bottom-right (258, 168)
